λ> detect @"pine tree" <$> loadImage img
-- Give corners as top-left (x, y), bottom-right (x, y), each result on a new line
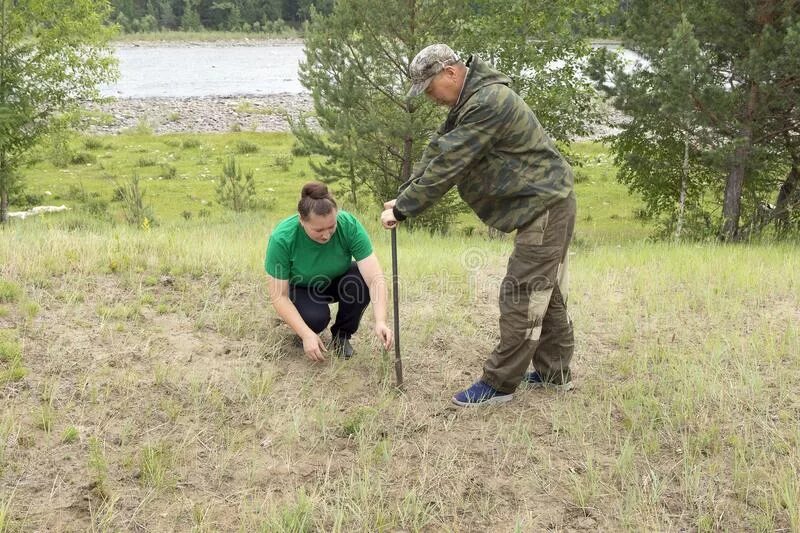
top-left (444, 0), bottom-right (610, 143)
top-left (292, 0), bottom-right (464, 230)
top-left (294, 0), bottom-right (607, 230)
top-left (614, 0), bottom-right (800, 240)
top-left (216, 157), bottom-right (256, 212)
top-left (180, 0), bottom-right (202, 31)
top-left (612, 15), bottom-right (718, 239)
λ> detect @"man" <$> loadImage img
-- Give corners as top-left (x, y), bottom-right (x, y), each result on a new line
top-left (381, 44), bottom-right (577, 407)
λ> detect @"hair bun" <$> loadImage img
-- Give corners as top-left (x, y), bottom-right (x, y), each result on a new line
top-left (301, 182), bottom-right (329, 200)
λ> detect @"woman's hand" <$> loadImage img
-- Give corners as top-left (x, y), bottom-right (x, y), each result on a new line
top-left (302, 333), bottom-right (327, 362)
top-left (374, 322), bottom-right (394, 350)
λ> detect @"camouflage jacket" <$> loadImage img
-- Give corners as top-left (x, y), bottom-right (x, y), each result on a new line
top-left (394, 56), bottom-right (574, 233)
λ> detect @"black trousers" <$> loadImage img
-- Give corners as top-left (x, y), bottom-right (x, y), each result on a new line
top-left (289, 262), bottom-right (370, 340)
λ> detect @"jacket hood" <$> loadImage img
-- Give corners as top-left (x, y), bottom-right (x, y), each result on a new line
top-left (453, 56), bottom-right (512, 113)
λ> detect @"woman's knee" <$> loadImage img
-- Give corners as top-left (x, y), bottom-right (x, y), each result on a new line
top-left (337, 266), bottom-right (370, 306)
top-left (300, 306), bottom-right (331, 333)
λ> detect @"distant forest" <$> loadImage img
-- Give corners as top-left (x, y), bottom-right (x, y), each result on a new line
top-left (110, 0), bottom-right (628, 35)
top-left (109, 0), bottom-right (334, 33)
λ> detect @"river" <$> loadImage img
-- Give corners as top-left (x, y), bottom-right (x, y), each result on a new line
top-left (99, 42), bottom-right (307, 98)
top-left (99, 41), bottom-right (645, 99)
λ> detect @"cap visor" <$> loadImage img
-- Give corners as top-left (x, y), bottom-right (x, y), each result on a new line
top-left (407, 77), bottom-right (432, 97)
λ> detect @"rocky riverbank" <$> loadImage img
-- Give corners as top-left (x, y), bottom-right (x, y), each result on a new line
top-left (83, 93), bottom-right (622, 139)
top-left (84, 93), bottom-right (314, 135)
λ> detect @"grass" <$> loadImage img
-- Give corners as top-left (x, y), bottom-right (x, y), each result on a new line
top-left (62, 426), bottom-right (79, 444)
top-left (0, 487), bottom-right (14, 533)
top-left (0, 332), bottom-right (26, 384)
top-left (88, 437), bottom-right (110, 499)
top-left (0, 282), bottom-right (20, 304)
top-left (1, 133), bottom-right (798, 530)
top-left (13, 131), bottom-right (649, 243)
top-left (139, 442), bottom-right (174, 489)
top-left (14, 132), bottom-right (302, 225)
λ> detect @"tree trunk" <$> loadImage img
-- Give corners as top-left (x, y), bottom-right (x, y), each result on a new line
top-left (1, 2), bottom-right (7, 224)
top-left (0, 151), bottom-right (8, 224)
top-left (401, 134), bottom-right (413, 184)
top-left (720, 83), bottom-right (758, 241)
top-left (348, 154), bottom-right (357, 207)
top-left (720, 134), bottom-right (750, 240)
top-left (0, 188), bottom-right (7, 224)
top-left (675, 132), bottom-right (689, 240)
top-left (775, 163), bottom-right (799, 235)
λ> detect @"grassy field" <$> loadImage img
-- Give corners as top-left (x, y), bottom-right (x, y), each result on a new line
top-left (1, 133), bottom-right (799, 531)
top-left (11, 132), bottom-right (649, 243)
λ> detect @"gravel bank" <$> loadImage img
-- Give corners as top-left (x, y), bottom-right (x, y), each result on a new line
top-left (83, 93), bottom-right (623, 140)
top-left (84, 93), bottom-right (314, 135)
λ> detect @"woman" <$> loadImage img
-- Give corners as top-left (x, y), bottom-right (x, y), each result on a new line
top-left (265, 182), bottom-right (393, 361)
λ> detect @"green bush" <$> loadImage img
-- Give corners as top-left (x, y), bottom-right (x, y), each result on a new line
top-left (48, 131), bottom-right (74, 168)
top-left (235, 140), bottom-right (259, 155)
top-left (159, 164), bottom-right (178, 179)
top-left (70, 152), bottom-right (97, 165)
top-left (83, 138), bottom-right (104, 150)
top-left (290, 143), bottom-right (311, 157)
top-left (84, 198), bottom-right (110, 218)
top-left (272, 154), bottom-right (294, 172)
top-left (9, 191), bottom-right (45, 210)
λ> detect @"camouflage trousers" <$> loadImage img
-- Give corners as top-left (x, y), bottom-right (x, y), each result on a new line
top-left (482, 192), bottom-right (576, 393)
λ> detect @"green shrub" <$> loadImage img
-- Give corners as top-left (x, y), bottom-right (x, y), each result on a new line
top-left (272, 153), bottom-right (294, 172)
top-left (117, 174), bottom-right (157, 228)
top-left (235, 140), bottom-right (259, 155)
top-left (84, 198), bottom-right (110, 218)
top-left (290, 143), bottom-right (311, 157)
top-left (83, 138), bottom-right (104, 150)
top-left (48, 131), bottom-right (74, 168)
top-left (70, 152), bottom-right (97, 165)
top-left (216, 156), bottom-right (256, 212)
top-left (159, 164), bottom-right (177, 179)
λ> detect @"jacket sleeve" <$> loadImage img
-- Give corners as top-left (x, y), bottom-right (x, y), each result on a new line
top-left (395, 97), bottom-right (507, 219)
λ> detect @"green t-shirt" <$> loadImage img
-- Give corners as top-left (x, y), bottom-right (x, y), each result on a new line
top-left (265, 210), bottom-right (373, 287)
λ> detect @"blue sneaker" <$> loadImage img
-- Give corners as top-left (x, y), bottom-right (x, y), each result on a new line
top-left (522, 371), bottom-right (574, 391)
top-left (451, 380), bottom-right (513, 407)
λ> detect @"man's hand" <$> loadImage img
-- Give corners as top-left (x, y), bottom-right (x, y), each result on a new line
top-left (302, 333), bottom-right (327, 362)
top-left (381, 209), bottom-right (398, 229)
top-left (374, 322), bottom-right (394, 350)
top-left (381, 199), bottom-right (399, 229)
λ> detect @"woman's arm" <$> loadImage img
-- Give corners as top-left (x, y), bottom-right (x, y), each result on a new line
top-left (266, 275), bottom-right (327, 361)
top-left (356, 253), bottom-right (393, 349)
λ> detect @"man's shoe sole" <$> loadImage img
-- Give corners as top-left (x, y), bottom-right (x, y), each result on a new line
top-left (451, 393), bottom-right (514, 407)
top-left (523, 381), bottom-right (574, 392)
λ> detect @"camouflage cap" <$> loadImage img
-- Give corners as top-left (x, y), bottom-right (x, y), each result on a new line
top-left (407, 44), bottom-right (460, 97)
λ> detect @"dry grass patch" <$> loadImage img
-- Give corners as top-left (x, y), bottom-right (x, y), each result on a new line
top-left (0, 220), bottom-right (798, 531)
